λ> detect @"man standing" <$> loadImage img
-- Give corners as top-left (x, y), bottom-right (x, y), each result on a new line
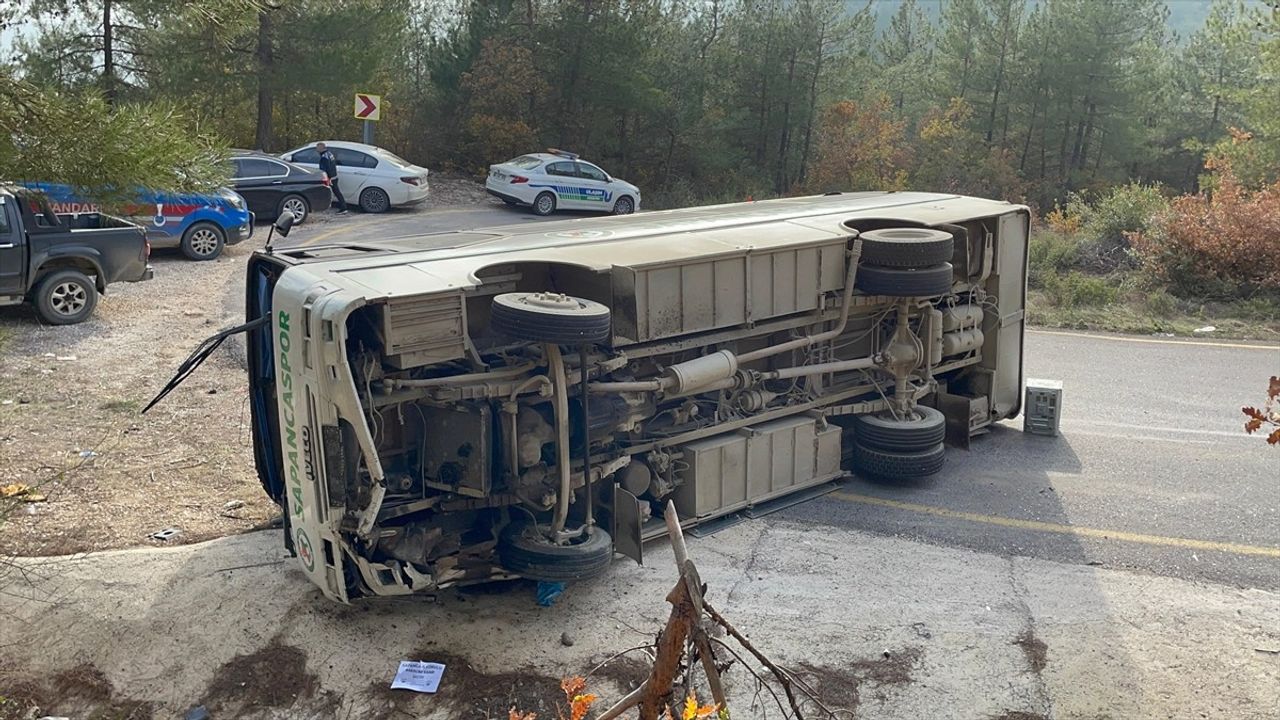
top-left (316, 142), bottom-right (347, 214)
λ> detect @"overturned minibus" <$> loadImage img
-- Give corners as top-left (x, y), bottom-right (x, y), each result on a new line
top-left (230, 192), bottom-right (1026, 602)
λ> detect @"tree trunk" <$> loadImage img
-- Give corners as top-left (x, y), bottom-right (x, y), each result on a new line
top-left (798, 24), bottom-right (826, 186)
top-left (101, 0), bottom-right (115, 105)
top-left (699, 0), bottom-right (721, 62)
top-left (1208, 59), bottom-right (1224, 135)
top-left (619, 110), bottom-right (630, 177)
top-left (775, 47), bottom-right (797, 193)
top-left (1038, 111), bottom-right (1047, 183)
top-left (519, 0), bottom-right (536, 119)
top-left (754, 21), bottom-right (774, 166)
top-left (1019, 94), bottom-right (1039, 173)
top-left (1076, 100), bottom-right (1097, 172)
top-left (1057, 112), bottom-right (1071, 183)
top-left (559, 1), bottom-right (591, 147)
top-left (984, 3), bottom-right (1012, 144)
top-left (255, 9), bottom-right (275, 151)
top-left (1090, 128), bottom-right (1105, 180)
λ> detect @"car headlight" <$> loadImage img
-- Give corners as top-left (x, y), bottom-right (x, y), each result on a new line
top-left (219, 188), bottom-right (245, 210)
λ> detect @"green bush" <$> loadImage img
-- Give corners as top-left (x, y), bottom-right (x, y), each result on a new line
top-left (1067, 183), bottom-right (1168, 269)
top-left (1043, 271), bottom-right (1119, 308)
top-left (1232, 297), bottom-right (1280, 323)
top-left (1144, 289), bottom-right (1177, 317)
top-left (1028, 229), bottom-right (1083, 288)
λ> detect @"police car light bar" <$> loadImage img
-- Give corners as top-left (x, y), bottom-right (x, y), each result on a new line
top-left (547, 147), bottom-right (579, 160)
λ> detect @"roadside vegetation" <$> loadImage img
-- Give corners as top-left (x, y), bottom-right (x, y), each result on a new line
top-left (1028, 146), bottom-right (1280, 338)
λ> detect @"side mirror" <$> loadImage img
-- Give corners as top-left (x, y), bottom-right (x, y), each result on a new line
top-left (274, 211), bottom-right (295, 237)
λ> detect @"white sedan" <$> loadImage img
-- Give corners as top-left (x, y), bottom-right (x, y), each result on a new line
top-left (486, 150), bottom-right (640, 216)
top-left (281, 141), bottom-right (429, 213)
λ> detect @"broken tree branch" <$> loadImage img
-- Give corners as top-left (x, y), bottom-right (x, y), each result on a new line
top-left (704, 599), bottom-right (806, 719)
top-left (665, 501), bottom-right (727, 708)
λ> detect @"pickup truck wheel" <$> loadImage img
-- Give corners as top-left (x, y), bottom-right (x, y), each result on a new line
top-left (853, 406), bottom-right (946, 452)
top-left (35, 269), bottom-right (98, 325)
top-left (492, 292), bottom-right (612, 344)
top-left (852, 441), bottom-right (945, 480)
top-left (499, 525), bottom-right (614, 582)
top-left (278, 194), bottom-right (309, 224)
top-left (181, 222), bottom-right (225, 261)
top-left (359, 187), bottom-right (391, 213)
top-left (855, 262), bottom-right (954, 297)
top-left (532, 192), bottom-right (556, 216)
top-left (858, 228), bottom-right (954, 268)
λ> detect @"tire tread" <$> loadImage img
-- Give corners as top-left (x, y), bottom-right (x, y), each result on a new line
top-left (854, 262), bottom-right (954, 297)
top-left (851, 441), bottom-right (946, 479)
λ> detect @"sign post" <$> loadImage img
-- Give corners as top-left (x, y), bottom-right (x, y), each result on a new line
top-left (354, 92), bottom-right (382, 145)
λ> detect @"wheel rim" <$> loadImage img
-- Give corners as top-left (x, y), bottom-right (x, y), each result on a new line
top-left (283, 198), bottom-right (307, 221)
top-left (189, 228), bottom-right (220, 256)
top-left (537, 195), bottom-right (554, 214)
top-left (365, 190), bottom-right (389, 212)
top-left (614, 198), bottom-right (633, 214)
top-left (50, 281), bottom-right (87, 316)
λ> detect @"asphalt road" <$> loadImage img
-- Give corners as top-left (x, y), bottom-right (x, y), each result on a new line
top-left (282, 202), bottom-right (1280, 592)
top-left (788, 330), bottom-right (1280, 591)
top-left (278, 198), bottom-right (595, 249)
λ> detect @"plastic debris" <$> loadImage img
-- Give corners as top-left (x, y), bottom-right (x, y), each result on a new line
top-left (78, 449), bottom-right (99, 458)
top-left (537, 580), bottom-right (566, 607)
top-left (149, 527), bottom-right (182, 541)
top-left (222, 500), bottom-right (245, 512)
top-left (1193, 325), bottom-right (1216, 334)
top-left (55, 355), bottom-right (77, 361)
top-left (391, 660), bottom-right (446, 693)
top-left (184, 706), bottom-right (210, 720)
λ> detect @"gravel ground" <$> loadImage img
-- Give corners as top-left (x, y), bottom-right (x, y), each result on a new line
top-left (0, 179), bottom-right (491, 556)
top-left (0, 236), bottom-right (277, 555)
top-left (428, 174), bottom-right (500, 206)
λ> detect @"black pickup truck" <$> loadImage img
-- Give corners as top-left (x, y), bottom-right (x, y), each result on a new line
top-left (0, 184), bottom-right (153, 324)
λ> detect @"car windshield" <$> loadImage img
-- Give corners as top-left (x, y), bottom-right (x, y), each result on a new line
top-left (506, 155), bottom-right (543, 169)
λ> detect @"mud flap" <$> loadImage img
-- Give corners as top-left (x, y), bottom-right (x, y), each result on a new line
top-left (612, 485), bottom-right (644, 565)
top-left (937, 392), bottom-right (972, 449)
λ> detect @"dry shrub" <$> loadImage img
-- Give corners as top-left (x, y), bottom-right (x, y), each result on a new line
top-left (1130, 165), bottom-right (1280, 297)
top-left (805, 95), bottom-right (910, 192)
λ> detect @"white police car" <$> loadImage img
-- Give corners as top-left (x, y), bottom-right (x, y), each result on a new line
top-left (486, 149), bottom-right (640, 216)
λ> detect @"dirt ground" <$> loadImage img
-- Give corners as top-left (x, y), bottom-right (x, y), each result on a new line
top-left (0, 180), bottom-right (487, 556)
top-left (2, 522), bottom-right (1278, 719)
top-left (0, 229), bottom-right (275, 555)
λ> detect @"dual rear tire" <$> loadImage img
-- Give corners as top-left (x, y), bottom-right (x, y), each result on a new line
top-left (853, 227), bottom-right (955, 297)
top-left (850, 406), bottom-right (946, 479)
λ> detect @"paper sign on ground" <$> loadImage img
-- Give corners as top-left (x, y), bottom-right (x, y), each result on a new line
top-left (390, 660), bottom-right (446, 693)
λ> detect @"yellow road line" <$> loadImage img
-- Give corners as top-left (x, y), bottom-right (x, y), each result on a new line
top-left (832, 491), bottom-right (1280, 558)
top-left (294, 222), bottom-right (362, 247)
top-left (1028, 328), bottom-right (1278, 351)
